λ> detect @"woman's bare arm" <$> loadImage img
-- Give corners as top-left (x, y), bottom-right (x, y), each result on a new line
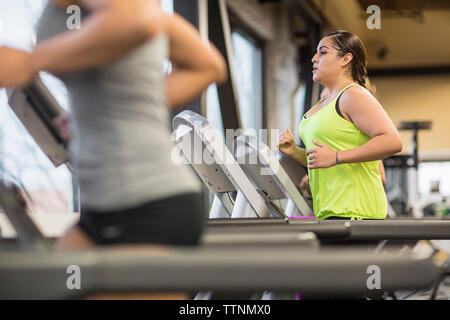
top-left (290, 147), bottom-right (308, 167)
top-left (165, 13), bottom-right (227, 109)
top-left (278, 129), bottom-right (308, 167)
top-left (32, 0), bottom-right (165, 75)
top-left (337, 87), bottom-right (402, 163)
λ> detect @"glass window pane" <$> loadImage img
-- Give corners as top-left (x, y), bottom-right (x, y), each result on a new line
top-left (161, 1), bottom-right (173, 74)
top-left (418, 162), bottom-right (450, 197)
top-left (231, 31), bottom-right (263, 130)
top-left (293, 85), bottom-right (306, 144)
top-left (160, 0), bottom-right (174, 14)
top-left (206, 84), bottom-right (225, 141)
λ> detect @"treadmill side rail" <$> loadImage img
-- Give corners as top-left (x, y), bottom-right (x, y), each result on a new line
top-left (0, 248), bottom-right (441, 299)
top-left (7, 78), bottom-right (68, 167)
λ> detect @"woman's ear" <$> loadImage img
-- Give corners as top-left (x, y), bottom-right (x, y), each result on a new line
top-left (341, 53), bottom-right (353, 68)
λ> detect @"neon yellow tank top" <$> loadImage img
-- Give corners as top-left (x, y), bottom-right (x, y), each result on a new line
top-left (298, 84), bottom-right (387, 220)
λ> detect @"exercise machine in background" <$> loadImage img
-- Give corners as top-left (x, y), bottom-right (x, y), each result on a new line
top-left (383, 121), bottom-right (432, 217)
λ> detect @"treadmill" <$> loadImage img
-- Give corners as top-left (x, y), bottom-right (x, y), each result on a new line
top-left (7, 76), bottom-right (70, 169)
top-left (1, 179), bottom-right (446, 299)
top-left (172, 111), bottom-right (351, 241)
top-left (0, 176), bottom-right (443, 300)
top-left (173, 111), bottom-right (450, 243)
top-left (233, 131), bottom-right (313, 217)
top-left (0, 245), bottom-right (443, 299)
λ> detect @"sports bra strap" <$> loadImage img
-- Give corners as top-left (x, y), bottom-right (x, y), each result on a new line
top-left (336, 83), bottom-right (357, 119)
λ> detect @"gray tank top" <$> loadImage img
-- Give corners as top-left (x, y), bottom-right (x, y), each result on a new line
top-left (36, 4), bottom-right (201, 211)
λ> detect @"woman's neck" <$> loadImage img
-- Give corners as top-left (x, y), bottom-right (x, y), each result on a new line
top-left (324, 77), bottom-right (356, 99)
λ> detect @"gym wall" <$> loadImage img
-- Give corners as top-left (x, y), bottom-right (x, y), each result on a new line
top-left (372, 74), bottom-right (450, 161)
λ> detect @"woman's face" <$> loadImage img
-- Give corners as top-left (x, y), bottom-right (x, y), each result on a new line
top-left (311, 36), bottom-right (345, 85)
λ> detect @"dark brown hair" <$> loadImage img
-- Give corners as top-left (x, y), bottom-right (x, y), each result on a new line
top-left (324, 30), bottom-right (368, 88)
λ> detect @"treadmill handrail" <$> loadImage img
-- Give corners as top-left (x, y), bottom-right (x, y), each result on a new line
top-left (173, 110), bottom-right (270, 217)
top-left (235, 133), bottom-right (313, 216)
top-left (7, 77), bottom-right (69, 167)
top-left (0, 248), bottom-right (441, 299)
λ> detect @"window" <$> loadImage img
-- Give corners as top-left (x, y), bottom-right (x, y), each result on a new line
top-left (231, 29), bottom-right (263, 130)
top-left (205, 28), bottom-right (264, 141)
top-left (161, 0), bottom-right (174, 74)
top-left (160, 0), bottom-right (174, 14)
top-left (293, 85), bottom-right (306, 144)
top-left (418, 162), bottom-right (450, 197)
top-left (206, 85), bottom-right (225, 141)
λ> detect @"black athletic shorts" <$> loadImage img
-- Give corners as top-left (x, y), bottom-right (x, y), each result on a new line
top-left (78, 192), bottom-right (205, 246)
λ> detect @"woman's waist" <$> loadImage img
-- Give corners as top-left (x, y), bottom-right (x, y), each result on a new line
top-left (313, 187), bottom-right (387, 219)
top-left (308, 166), bottom-right (384, 195)
top-left (308, 161), bottom-right (380, 179)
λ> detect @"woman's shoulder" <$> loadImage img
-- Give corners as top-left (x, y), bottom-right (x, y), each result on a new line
top-left (340, 84), bottom-right (381, 114)
top-left (345, 84), bottom-right (374, 100)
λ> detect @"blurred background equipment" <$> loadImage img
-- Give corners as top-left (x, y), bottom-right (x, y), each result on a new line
top-left (383, 121), bottom-right (432, 217)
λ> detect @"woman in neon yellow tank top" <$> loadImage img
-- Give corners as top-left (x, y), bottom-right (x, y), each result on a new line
top-left (279, 30), bottom-right (402, 220)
